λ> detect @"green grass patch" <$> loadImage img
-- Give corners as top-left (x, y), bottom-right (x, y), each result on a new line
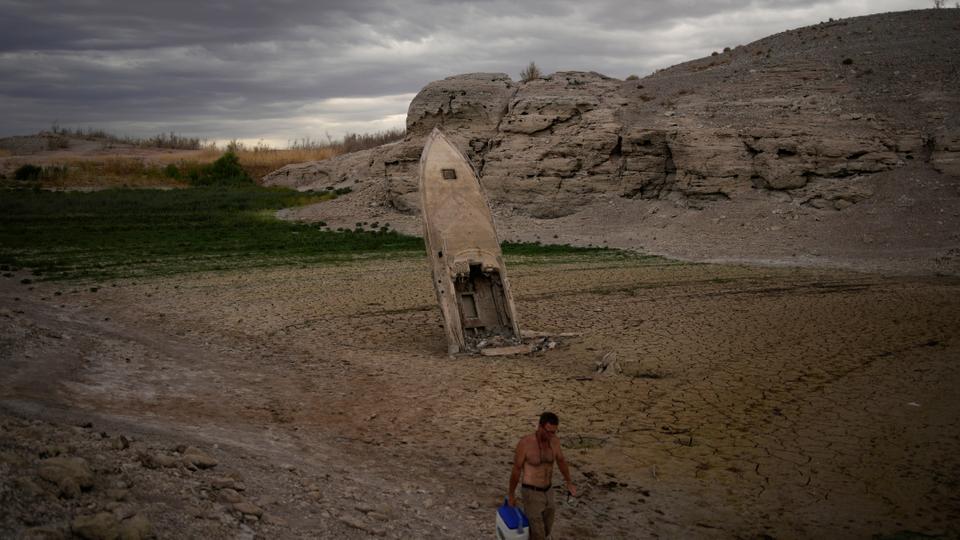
top-left (0, 187), bottom-right (421, 281)
top-left (0, 187), bottom-right (636, 282)
top-left (501, 240), bottom-right (665, 266)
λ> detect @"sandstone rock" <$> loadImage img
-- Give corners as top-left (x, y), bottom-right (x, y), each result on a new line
top-left (111, 436), bottom-right (131, 451)
top-left (38, 456), bottom-right (94, 498)
top-left (209, 475), bottom-right (240, 490)
top-left (137, 452), bottom-right (177, 469)
top-left (218, 487), bottom-right (244, 503)
top-left (232, 501), bottom-right (263, 517)
top-left (931, 131), bottom-right (960, 176)
top-left (110, 503), bottom-right (138, 521)
top-left (15, 476), bottom-right (45, 497)
top-left (339, 514), bottom-right (386, 536)
top-left (406, 72), bottom-right (515, 137)
top-left (117, 514), bottom-right (153, 540)
top-left (180, 447), bottom-right (217, 469)
top-left (261, 513), bottom-right (288, 526)
top-left (71, 512), bottom-right (119, 540)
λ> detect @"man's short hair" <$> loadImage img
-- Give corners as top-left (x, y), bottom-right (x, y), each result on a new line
top-left (539, 411), bottom-right (559, 426)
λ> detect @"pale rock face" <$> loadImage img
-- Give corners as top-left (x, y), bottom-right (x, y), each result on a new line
top-left (405, 72), bottom-right (515, 137)
top-left (262, 11), bottom-right (960, 219)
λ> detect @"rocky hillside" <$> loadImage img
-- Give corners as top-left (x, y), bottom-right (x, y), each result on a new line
top-left (264, 9), bottom-right (960, 275)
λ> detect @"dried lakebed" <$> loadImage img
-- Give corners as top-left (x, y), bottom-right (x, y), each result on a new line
top-left (2, 256), bottom-right (958, 539)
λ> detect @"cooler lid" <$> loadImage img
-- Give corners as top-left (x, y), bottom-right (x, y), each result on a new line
top-left (498, 500), bottom-right (529, 530)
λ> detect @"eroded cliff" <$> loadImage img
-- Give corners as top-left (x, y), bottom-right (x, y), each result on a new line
top-left (264, 10), bottom-right (959, 219)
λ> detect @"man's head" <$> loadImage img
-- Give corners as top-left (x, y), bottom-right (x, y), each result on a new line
top-left (539, 412), bottom-right (559, 427)
top-left (537, 411), bottom-right (559, 441)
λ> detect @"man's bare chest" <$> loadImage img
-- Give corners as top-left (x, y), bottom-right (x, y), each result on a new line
top-left (524, 440), bottom-right (555, 467)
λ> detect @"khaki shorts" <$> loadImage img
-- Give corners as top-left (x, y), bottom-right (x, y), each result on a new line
top-left (522, 485), bottom-right (555, 540)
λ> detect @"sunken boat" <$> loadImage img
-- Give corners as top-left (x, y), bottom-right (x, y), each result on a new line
top-left (419, 128), bottom-right (521, 354)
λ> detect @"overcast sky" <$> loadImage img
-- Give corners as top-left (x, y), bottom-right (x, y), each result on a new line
top-left (0, 0), bottom-right (928, 147)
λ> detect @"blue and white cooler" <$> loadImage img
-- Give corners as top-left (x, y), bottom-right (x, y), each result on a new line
top-left (496, 499), bottom-right (530, 540)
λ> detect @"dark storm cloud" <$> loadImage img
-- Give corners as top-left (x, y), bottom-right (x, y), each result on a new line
top-left (0, 0), bottom-right (922, 144)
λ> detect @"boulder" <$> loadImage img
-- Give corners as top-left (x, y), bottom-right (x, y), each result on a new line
top-left (71, 512), bottom-right (119, 540)
top-left (37, 456), bottom-right (94, 498)
top-left (180, 446), bottom-right (218, 469)
top-left (117, 514), bottom-right (153, 540)
top-left (232, 501), bottom-right (263, 517)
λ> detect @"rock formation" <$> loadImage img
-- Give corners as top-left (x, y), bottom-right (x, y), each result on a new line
top-left (263, 10), bottom-right (959, 220)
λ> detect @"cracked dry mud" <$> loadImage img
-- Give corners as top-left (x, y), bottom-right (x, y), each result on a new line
top-left (2, 256), bottom-right (959, 538)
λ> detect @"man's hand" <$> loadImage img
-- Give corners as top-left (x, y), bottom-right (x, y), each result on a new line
top-left (507, 493), bottom-right (517, 507)
top-left (566, 482), bottom-right (578, 497)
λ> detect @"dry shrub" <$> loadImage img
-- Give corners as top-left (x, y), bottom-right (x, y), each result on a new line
top-left (229, 128), bottom-right (405, 179)
top-left (7, 157), bottom-right (190, 188)
top-left (50, 125), bottom-right (206, 150)
top-left (234, 147), bottom-right (341, 180)
top-left (520, 61), bottom-right (542, 82)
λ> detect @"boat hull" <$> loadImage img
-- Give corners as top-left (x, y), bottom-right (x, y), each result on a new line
top-left (419, 128), bottom-right (521, 354)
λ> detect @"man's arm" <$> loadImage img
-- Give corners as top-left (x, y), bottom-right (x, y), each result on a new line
top-left (507, 440), bottom-right (525, 506)
top-left (554, 440), bottom-right (577, 497)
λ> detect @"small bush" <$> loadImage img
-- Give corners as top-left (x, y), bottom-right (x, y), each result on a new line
top-left (14, 164), bottom-right (42, 181)
top-left (46, 136), bottom-right (69, 150)
top-left (842, 58), bottom-right (853, 65)
top-left (187, 151), bottom-right (253, 187)
top-left (625, 74), bottom-right (639, 81)
top-left (520, 61), bottom-right (542, 82)
top-left (163, 164), bottom-right (181, 179)
top-left (42, 165), bottom-right (69, 180)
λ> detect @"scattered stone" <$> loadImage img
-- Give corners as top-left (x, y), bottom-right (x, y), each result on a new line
top-left (117, 514), bottom-right (153, 540)
top-left (110, 503), bottom-right (138, 521)
top-left (105, 488), bottom-right (129, 501)
top-left (339, 514), bottom-right (386, 536)
top-left (38, 456), bottom-right (94, 498)
top-left (112, 436), bottom-right (131, 451)
top-left (209, 476), bottom-right (239, 490)
top-left (137, 452), bottom-right (178, 469)
top-left (185, 505), bottom-right (207, 519)
top-left (595, 351), bottom-right (622, 376)
top-left (181, 447), bottom-right (218, 469)
top-left (71, 512), bottom-right (119, 540)
top-left (218, 488), bottom-right (244, 503)
top-left (15, 476), bottom-right (46, 497)
top-left (355, 502), bottom-right (376, 514)
top-left (20, 525), bottom-right (68, 540)
top-left (233, 501), bottom-right (263, 517)
top-left (236, 525), bottom-right (255, 540)
top-left (261, 513), bottom-right (288, 526)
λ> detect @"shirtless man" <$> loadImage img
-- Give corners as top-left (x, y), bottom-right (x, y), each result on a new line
top-left (507, 412), bottom-right (577, 540)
